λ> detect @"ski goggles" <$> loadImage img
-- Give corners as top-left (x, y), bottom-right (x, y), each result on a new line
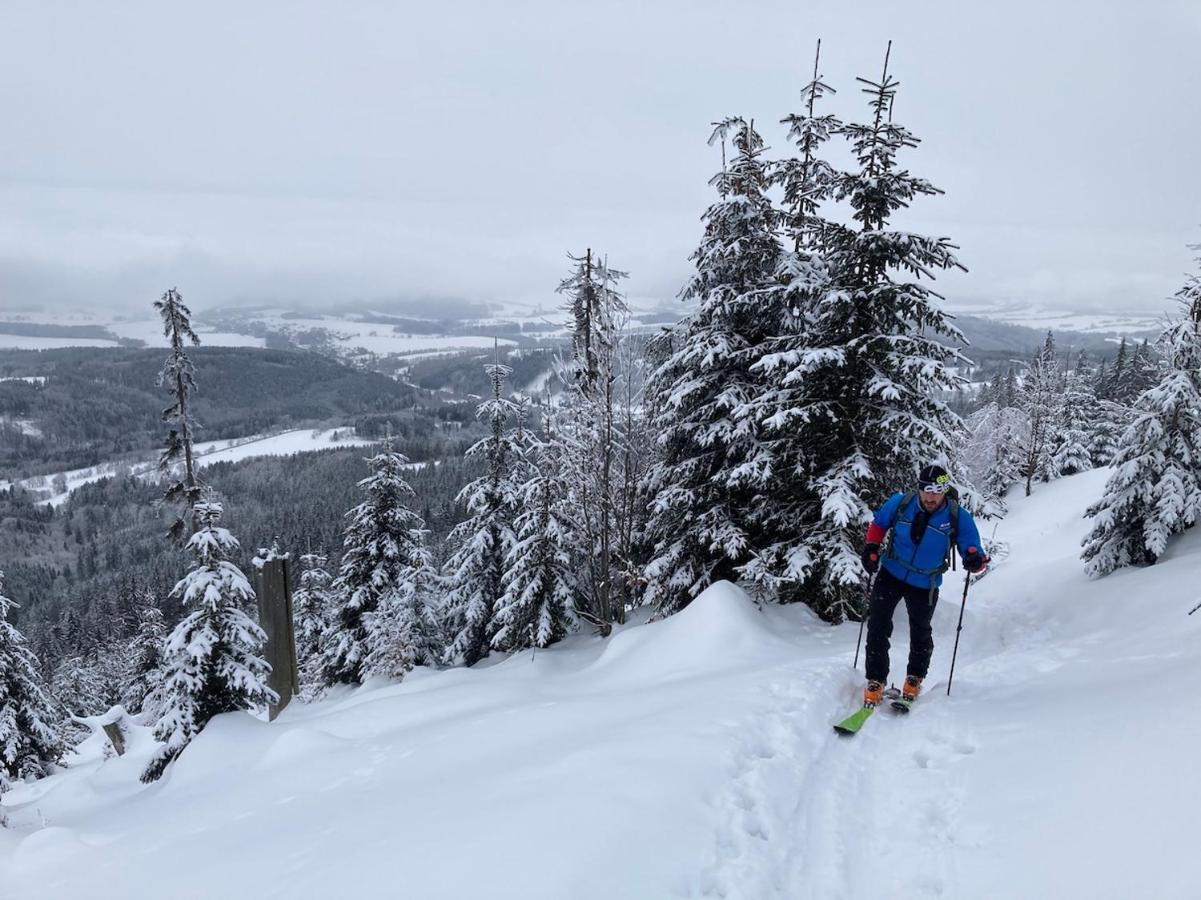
top-left (919, 473), bottom-right (953, 494)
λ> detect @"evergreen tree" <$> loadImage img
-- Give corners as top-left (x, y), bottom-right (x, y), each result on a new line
top-left (743, 46), bottom-right (844, 601)
top-left (363, 535), bottom-right (443, 678)
top-left (155, 287), bottom-right (203, 544)
top-left (1129, 339), bottom-right (1160, 397)
top-left (1108, 337), bottom-right (1132, 403)
top-left (122, 595), bottom-right (168, 720)
top-left (493, 405), bottom-right (578, 651)
top-left (641, 116), bottom-right (782, 616)
top-left (963, 403), bottom-right (1029, 516)
top-left (555, 253), bottom-right (634, 627)
top-left (1088, 399), bottom-right (1130, 467)
top-left (1082, 253), bottom-right (1201, 576)
top-left (51, 655), bottom-right (107, 717)
top-left (442, 363), bottom-right (524, 665)
top-left (755, 46), bottom-right (969, 620)
top-left (321, 438), bottom-right (432, 685)
top-left (142, 498), bottom-right (275, 782)
top-left (1051, 357), bottom-right (1095, 477)
top-left (1018, 332), bottom-right (1063, 493)
top-left (0, 572), bottom-right (63, 794)
top-left (293, 549), bottom-right (333, 687)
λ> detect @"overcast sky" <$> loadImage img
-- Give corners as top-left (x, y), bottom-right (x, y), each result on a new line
top-left (2, 0), bottom-right (1199, 318)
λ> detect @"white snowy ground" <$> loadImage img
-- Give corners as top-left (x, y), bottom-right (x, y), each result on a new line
top-left (0, 428), bottom-right (373, 505)
top-left (3, 468), bottom-right (1200, 900)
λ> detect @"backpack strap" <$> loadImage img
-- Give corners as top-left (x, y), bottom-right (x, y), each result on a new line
top-left (885, 492), bottom-right (961, 577)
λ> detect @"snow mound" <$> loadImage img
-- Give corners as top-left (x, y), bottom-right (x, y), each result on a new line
top-left (256, 727), bottom-right (354, 770)
top-left (588, 580), bottom-right (791, 683)
top-left (12, 826), bottom-right (99, 869)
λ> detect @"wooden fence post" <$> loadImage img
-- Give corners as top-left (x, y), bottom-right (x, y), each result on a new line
top-left (255, 557), bottom-right (301, 721)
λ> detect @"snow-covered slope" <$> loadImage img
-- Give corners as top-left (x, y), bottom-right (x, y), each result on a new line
top-left (3, 468), bottom-right (1199, 899)
top-left (0, 428), bottom-right (373, 506)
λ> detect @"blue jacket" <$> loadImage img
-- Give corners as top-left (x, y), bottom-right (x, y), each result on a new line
top-left (872, 492), bottom-right (982, 589)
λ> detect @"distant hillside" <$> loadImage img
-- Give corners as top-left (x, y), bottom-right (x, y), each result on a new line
top-left (0, 347), bottom-right (417, 477)
top-left (952, 314), bottom-right (1154, 354)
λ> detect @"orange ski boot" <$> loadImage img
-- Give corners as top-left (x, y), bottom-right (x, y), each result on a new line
top-left (863, 680), bottom-right (884, 708)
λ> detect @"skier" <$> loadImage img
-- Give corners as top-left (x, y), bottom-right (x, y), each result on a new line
top-left (859, 464), bottom-right (987, 708)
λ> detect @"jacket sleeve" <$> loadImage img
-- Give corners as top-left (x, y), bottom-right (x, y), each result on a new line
top-left (867, 493), bottom-right (905, 543)
top-left (956, 508), bottom-right (984, 558)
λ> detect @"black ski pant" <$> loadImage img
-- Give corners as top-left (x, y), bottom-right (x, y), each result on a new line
top-left (864, 567), bottom-right (938, 685)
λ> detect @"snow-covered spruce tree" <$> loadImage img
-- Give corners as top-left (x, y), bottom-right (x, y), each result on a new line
top-left (641, 116), bottom-right (782, 617)
top-left (155, 287), bottom-right (203, 544)
top-left (363, 535), bottom-right (443, 679)
top-left (51, 655), bottom-right (106, 717)
top-left (292, 548), bottom-right (332, 688)
top-left (122, 595), bottom-right (168, 720)
top-left (555, 252), bottom-right (638, 627)
top-left (1018, 332), bottom-right (1063, 494)
top-left (742, 45), bottom-right (844, 602)
top-left (142, 498), bottom-right (275, 783)
top-left (320, 438), bottom-right (433, 686)
top-left (1082, 254), bottom-right (1201, 576)
top-left (762, 47), bottom-right (971, 620)
top-left (0, 574), bottom-right (63, 794)
top-left (1089, 398), bottom-right (1131, 467)
top-left (441, 363), bottom-right (525, 665)
top-left (962, 402), bottom-right (1029, 516)
top-left (493, 404), bottom-right (578, 651)
top-left (1050, 356), bottom-right (1095, 477)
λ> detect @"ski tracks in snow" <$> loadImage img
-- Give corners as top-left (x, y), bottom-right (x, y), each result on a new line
top-left (695, 663), bottom-right (980, 900)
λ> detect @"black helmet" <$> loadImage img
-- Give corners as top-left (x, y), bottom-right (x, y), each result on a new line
top-left (918, 464), bottom-right (951, 493)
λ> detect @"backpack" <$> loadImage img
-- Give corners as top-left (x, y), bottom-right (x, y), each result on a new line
top-left (884, 491), bottom-right (961, 576)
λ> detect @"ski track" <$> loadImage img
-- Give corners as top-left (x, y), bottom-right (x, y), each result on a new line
top-left (695, 586), bottom-right (1064, 900)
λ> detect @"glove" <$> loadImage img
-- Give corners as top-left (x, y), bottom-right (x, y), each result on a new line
top-left (962, 545), bottom-right (988, 574)
top-left (861, 543), bottom-right (881, 575)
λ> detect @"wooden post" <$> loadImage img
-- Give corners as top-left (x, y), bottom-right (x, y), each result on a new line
top-left (255, 557), bottom-right (300, 721)
top-left (101, 721), bottom-right (126, 756)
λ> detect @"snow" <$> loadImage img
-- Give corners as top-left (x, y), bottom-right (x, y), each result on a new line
top-left (0, 376), bottom-right (47, 385)
top-left (0, 335), bottom-right (118, 350)
top-left (4, 468), bottom-right (1201, 898)
top-left (106, 320), bottom-right (265, 348)
top-left (2, 429), bottom-right (373, 505)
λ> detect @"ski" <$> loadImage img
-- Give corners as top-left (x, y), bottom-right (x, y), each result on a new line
top-left (834, 687), bottom-right (903, 735)
top-left (833, 705), bottom-right (875, 736)
top-left (890, 697), bottom-right (914, 714)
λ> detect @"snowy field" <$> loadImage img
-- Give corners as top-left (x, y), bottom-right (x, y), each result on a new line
top-left (950, 302), bottom-right (1166, 335)
top-left (0, 429), bottom-right (372, 506)
top-left (2, 468), bottom-right (1198, 898)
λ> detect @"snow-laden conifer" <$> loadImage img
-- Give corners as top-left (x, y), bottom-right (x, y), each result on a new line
top-left (1050, 357), bottom-right (1095, 477)
top-left (142, 499), bottom-right (275, 782)
top-left (743, 45), bottom-right (843, 601)
top-left (641, 116), bottom-right (782, 616)
top-left (760, 47), bottom-right (969, 620)
top-left (292, 549), bottom-right (332, 686)
top-left (1019, 332), bottom-right (1063, 493)
top-left (321, 439), bottom-right (432, 685)
top-left (363, 537), bottom-right (443, 679)
top-left (555, 252), bottom-right (637, 627)
top-left (122, 596), bottom-right (168, 720)
top-left (963, 403), bottom-right (1029, 516)
top-left (493, 405), bottom-right (578, 651)
top-left (441, 363), bottom-right (525, 665)
top-left (0, 572), bottom-right (64, 793)
top-left (1082, 253), bottom-right (1201, 576)
top-left (155, 287), bottom-right (203, 544)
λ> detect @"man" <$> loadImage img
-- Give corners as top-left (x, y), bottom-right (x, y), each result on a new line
top-left (860, 464), bottom-right (987, 708)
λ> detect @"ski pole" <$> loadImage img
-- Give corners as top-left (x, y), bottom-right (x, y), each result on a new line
top-left (946, 573), bottom-right (972, 696)
top-left (853, 572), bottom-right (877, 670)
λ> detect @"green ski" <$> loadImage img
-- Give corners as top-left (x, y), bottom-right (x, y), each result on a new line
top-left (833, 705), bottom-right (875, 736)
